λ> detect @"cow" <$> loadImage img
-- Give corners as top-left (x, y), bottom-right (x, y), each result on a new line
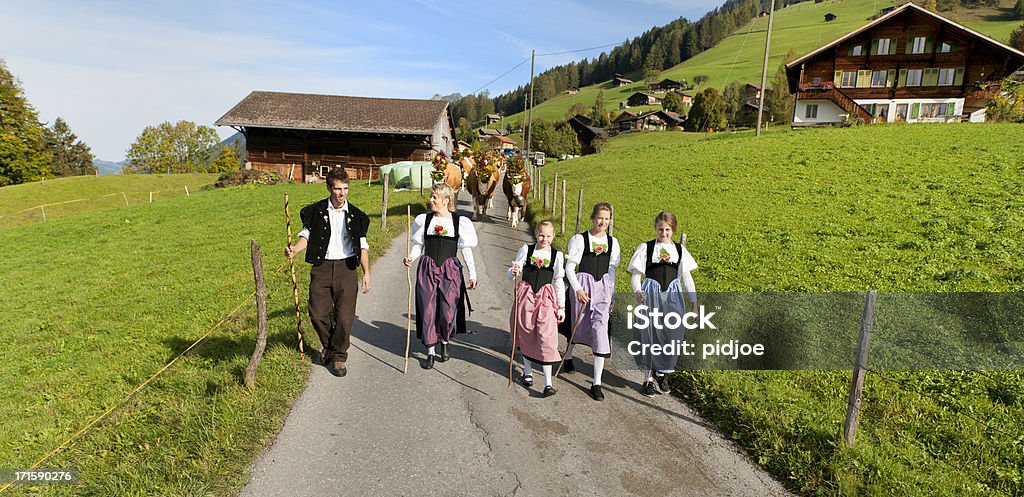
top-left (430, 150), bottom-right (464, 195)
top-left (465, 152), bottom-right (502, 221)
top-left (502, 168), bottom-right (531, 228)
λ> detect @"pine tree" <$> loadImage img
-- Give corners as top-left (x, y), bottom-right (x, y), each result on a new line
top-left (591, 90), bottom-right (610, 128)
top-left (1010, 23), bottom-right (1024, 51)
top-left (0, 59), bottom-right (51, 185)
top-left (44, 117), bottom-right (96, 177)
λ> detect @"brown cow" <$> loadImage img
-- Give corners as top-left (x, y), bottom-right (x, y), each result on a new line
top-left (502, 169), bottom-right (531, 228)
top-left (466, 154), bottom-right (501, 221)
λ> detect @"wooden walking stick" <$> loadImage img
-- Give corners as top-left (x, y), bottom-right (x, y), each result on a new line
top-left (404, 205), bottom-right (413, 374)
top-left (554, 299), bottom-right (588, 377)
top-left (285, 193), bottom-right (304, 353)
top-left (508, 274), bottom-right (520, 388)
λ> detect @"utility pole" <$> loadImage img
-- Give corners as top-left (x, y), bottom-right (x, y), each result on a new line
top-left (526, 49), bottom-right (536, 159)
top-left (756, 0), bottom-right (775, 137)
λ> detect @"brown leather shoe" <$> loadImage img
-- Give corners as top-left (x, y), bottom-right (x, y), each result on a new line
top-left (327, 361), bottom-right (347, 377)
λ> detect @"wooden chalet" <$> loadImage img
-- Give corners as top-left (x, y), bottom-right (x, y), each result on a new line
top-left (487, 134), bottom-right (517, 151)
top-left (567, 86), bottom-right (580, 95)
top-left (615, 110), bottom-right (685, 132)
top-left (627, 92), bottom-right (663, 106)
top-left (484, 113), bottom-right (501, 125)
top-left (650, 78), bottom-right (686, 92)
top-left (215, 91), bottom-right (455, 181)
top-left (786, 2), bottom-right (1024, 126)
top-left (560, 115), bottom-right (608, 155)
top-left (613, 75), bottom-right (634, 87)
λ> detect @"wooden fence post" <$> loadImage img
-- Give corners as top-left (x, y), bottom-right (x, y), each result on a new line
top-left (122, 192), bottom-right (129, 207)
top-left (844, 290), bottom-right (877, 448)
top-left (543, 182), bottom-right (550, 210)
top-left (41, 206), bottom-right (46, 222)
top-left (552, 173), bottom-right (559, 218)
top-left (575, 189), bottom-right (583, 234)
top-left (419, 164), bottom-right (424, 197)
top-left (244, 240), bottom-right (268, 389)
top-left (560, 180), bottom-right (567, 233)
top-left (149, 192), bottom-right (153, 203)
top-left (381, 173), bottom-right (390, 230)
top-left (185, 185), bottom-right (190, 196)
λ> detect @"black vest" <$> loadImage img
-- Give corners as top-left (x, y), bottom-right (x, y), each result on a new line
top-left (522, 244), bottom-right (557, 292)
top-left (299, 199), bottom-right (370, 266)
top-left (423, 212), bottom-right (461, 265)
top-left (577, 231), bottom-right (615, 280)
top-left (644, 240), bottom-right (682, 290)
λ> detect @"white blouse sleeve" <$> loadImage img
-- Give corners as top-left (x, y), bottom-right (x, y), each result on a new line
top-left (627, 243), bottom-right (647, 293)
top-left (677, 244), bottom-right (698, 305)
top-left (607, 236), bottom-right (621, 290)
top-left (408, 213), bottom-right (427, 261)
top-left (553, 251), bottom-right (566, 308)
top-left (507, 244), bottom-right (529, 279)
top-left (462, 247), bottom-right (477, 281)
top-left (564, 234), bottom-right (584, 293)
top-left (457, 216), bottom-right (478, 249)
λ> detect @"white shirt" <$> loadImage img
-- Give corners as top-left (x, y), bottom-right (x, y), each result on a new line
top-left (297, 200), bottom-right (369, 259)
top-left (507, 244), bottom-right (566, 308)
top-left (627, 241), bottom-right (698, 302)
top-left (565, 231), bottom-right (620, 293)
top-left (408, 213), bottom-right (479, 280)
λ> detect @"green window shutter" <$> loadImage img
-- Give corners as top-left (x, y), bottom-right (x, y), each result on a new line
top-left (911, 102), bottom-right (920, 119)
top-left (887, 69), bottom-right (896, 87)
top-left (925, 37), bottom-right (933, 53)
top-left (898, 68), bottom-right (908, 87)
top-left (953, 67), bottom-right (965, 86)
top-left (848, 45), bottom-right (854, 56)
top-left (923, 68), bottom-right (939, 86)
top-left (889, 39), bottom-right (897, 55)
top-left (871, 39), bottom-right (879, 55)
top-left (906, 37), bottom-right (914, 54)
top-left (834, 70), bottom-right (843, 87)
top-left (870, 103), bottom-right (877, 116)
top-left (946, 102), bottom-right (956, 116)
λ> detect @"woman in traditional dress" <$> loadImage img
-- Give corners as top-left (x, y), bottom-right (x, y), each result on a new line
top-left (508, 220), bottom-right (565, 397)
top-left (562, 202), bottom-right (620, 401)
top-left (404, 183), bottom-right (478, 369)
top-left (626, 211), bottom-right (697, 396)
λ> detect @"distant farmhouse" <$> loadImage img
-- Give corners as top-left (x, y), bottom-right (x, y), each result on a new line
top-left (614, 110), bottom-right (685, 132)
top-left (560, 115), bottom-right (608, 155)
top-left (484, 113), bottom-right (501, 125)
top-left (787, 2), bottom-right (1024, 126)
top-left (612, 74), bottom-right (634, 87)
top-left (627, 92), bottom-right (663, 106)
top-left (567, 86), bottom-right (580, 95)
top-left (215, 91), bottom-right (455, 182)
top-left (650, 78), bottom-right (686, 92)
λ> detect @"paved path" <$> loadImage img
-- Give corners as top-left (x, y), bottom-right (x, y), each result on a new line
top-left (240, 194), bottom-right (792, 497)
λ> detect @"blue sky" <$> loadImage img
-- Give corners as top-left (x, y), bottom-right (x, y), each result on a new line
top-left (2, 0), bottom-right (722, 160)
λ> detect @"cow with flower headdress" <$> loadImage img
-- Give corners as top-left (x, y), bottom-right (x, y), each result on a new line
top-left (430, 150), bottom-right (463, 194)
top-left (465, 150), bottom-right (502, 221)
top-left (502, 155), bottom-right (531, 228)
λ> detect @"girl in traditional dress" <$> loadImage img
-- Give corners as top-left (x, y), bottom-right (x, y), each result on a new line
top-left (508, 220), bottom-right (566, 397)
top-left (562, 202), bottom-right (620, 401)
top-left (404, 183), bottom-right (478, 369)
top-left (626, 211), bottom-right (697, 396)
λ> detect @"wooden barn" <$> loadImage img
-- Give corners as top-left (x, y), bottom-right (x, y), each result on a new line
top-left (787, 2), bottom-right (1024, 125)
top-left (215, 91), bottom-right (456, 182)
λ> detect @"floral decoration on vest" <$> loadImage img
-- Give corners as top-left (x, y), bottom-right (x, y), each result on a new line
top-left (432, 224), bottom-right (450, 237)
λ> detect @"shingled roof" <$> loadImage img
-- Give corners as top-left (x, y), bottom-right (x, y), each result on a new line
top-left (215, 91), bottom-right (451, 135)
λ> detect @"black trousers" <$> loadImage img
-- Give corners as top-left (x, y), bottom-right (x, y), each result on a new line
top-left (308, 258), bottom-right (359, 363)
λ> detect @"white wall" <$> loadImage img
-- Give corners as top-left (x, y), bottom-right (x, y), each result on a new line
top-left (793, 99), bottom-right (846, 125)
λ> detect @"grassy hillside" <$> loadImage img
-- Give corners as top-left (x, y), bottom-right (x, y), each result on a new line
top-left (502, 0), bottom-right (1022, 126)
top-left (0, 178), bottom-right (423, 495)
top-left (527, 124), bottom-right (1024, 496)
top-left (0, 174), bottom-right (217, 229)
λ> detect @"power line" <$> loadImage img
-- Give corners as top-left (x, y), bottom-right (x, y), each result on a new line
top-left (463, 40), bottom-right (625, 96)
top-left (536, 42), bottom-right (622, 57)
top-left (465, 57), bottom-right (530, 97)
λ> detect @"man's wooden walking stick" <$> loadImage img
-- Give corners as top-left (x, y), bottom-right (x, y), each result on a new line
top-left (404, 206), bottom-right (413, 374)
top-left (508, 274), bottom-right (520, 388)
top-left (285, 193), bottom-right (304, 353)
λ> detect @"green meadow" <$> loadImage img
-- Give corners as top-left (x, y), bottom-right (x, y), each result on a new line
top-left (528, 123), bottom-right (1024, 496)
top-left (502, 0), bottom-right (1022, 126)
top-left (0, 178), bottom-right (423, 495)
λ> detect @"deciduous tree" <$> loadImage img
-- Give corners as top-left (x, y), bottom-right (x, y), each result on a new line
top-left (0, 59), bottom-right (51, 186)
top-left (684, 88), bottom-right (727, 132)
top-left (123, 121), bottom-right (220, 174)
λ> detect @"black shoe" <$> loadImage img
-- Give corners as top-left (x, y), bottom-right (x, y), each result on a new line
top-left (327, 361), bottom-right (347, 378)
top-left (520, 375), bottom-right (534, 387)
top-left (543, 386), bottom-right (557, 397)
top-left (656, 373), bottom-right (672, 394)
top-left (589, 384), bottom-right (605, 401)
top-left (422, 355), bottom-right (435, 369)
top-left (319, 348), bottom-right (331, 366)
top-left (561, 359), bottom-right (575, 374)
top-left (439, 342), bottom-right (450, 362)
top-left (641, 381), bottom-right (656, 397)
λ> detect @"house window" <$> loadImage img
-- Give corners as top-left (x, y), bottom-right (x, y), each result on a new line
top-left (938, 68), bottom-right (956, 86)
top-left (871, 70), bottom-right (888, 87)
top-left (911, 37), bottom-right (927, 54)
top-left (939, 42), bottom-right (952, 53)
top-left (906, 69), bottom-right (923, 87)
top-left (851, 45), bottom-right (864, 56)
top-left (920, 103), bottom-right (950, 118)
top-left (876, 38), bottom-right (892, 55)
top-left (896, 103), bottom-right (909, 120)
top-left (876, 104), bottom-right (890, 121)
top-left (841, 71), bottom-right (858, 87)
top-left (805, 104), bottom-right (819, 119)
